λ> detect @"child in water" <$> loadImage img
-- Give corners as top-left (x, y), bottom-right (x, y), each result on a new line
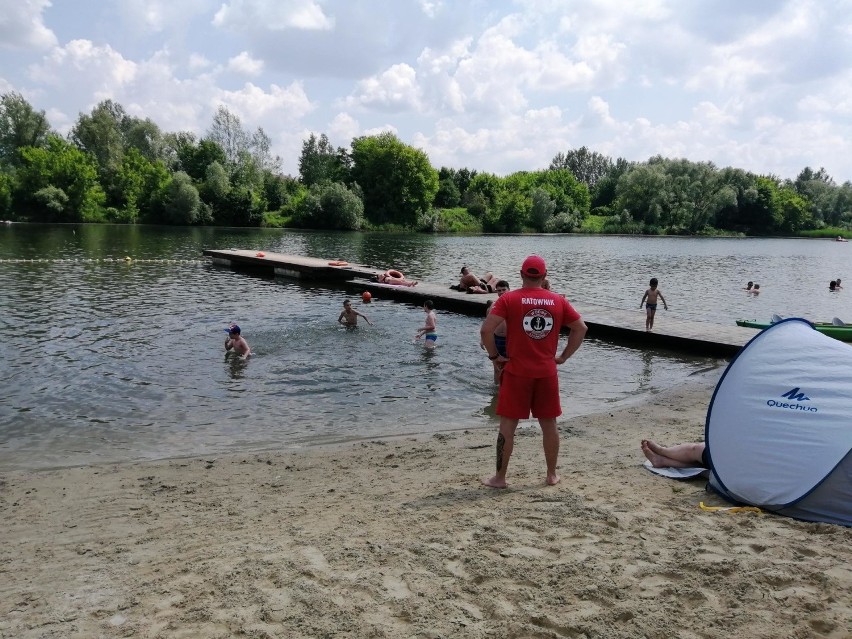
top-left (414, 300), bottom-right (437, 349)
top-left (639, 278), bottom-right (668, 331)
top-left (224, 324), bottom-right (251, 357)
top-left (338, 299), bottom-right (372, 327)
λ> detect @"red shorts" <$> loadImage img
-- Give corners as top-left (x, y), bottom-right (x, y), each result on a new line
top-left (496, 371), bottom-right (562, 419)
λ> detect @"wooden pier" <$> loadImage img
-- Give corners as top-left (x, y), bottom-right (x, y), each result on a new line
top-left (203, 249), bottom-right (758, 357)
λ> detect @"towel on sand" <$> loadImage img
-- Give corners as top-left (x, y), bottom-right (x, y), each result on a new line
top-left (643, 460), bottom-right (709, 479)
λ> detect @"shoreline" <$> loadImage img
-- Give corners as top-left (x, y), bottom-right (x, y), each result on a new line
top-left (2, 375), bottom-right (850, 638)
top-left (0, 367), bottom-right (724, 474)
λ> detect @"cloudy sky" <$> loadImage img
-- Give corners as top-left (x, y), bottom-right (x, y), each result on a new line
top-left (2, 0), bottom-right (851, 181)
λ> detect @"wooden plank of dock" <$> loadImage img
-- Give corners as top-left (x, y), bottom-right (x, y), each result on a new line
top-left (203, 249), bottom-right (759, 357)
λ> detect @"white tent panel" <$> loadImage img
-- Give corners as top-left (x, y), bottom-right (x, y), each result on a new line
top-left (707, 319), bottom-right (852, 507)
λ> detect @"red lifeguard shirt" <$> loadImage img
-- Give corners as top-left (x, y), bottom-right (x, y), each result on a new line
top-left (490, 287), bottom-right (581, 378)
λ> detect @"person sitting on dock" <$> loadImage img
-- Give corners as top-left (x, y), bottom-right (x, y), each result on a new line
top-left (458, 267), bottom-right (502, 294)
top-left (377, 269), bottom-right (418, 286)
top-left (454, 266), bottom-right (483, 291)
top-left (224, 324), bottom-right (251, 358)
top-left (338, 299), bottom-right (372, 327)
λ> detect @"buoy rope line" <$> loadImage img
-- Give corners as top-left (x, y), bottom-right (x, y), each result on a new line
top-left (0, 258), bottom-right (205, 264)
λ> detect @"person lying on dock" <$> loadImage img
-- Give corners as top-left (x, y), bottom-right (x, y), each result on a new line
top-left (224, 324), bottom-right (251, 358)
top-left (376, 269), bottom-right (418, 286)
top-left (338, 299), bottom-right (373, 327)
top-left (641, 439), bottom-right (708, 469)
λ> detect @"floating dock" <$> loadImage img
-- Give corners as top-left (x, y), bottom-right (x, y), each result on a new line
top-left (202, 249), bottom-right (758, 357)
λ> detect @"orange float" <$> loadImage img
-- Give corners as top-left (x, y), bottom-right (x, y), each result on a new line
top-left (362, 291), bottom-right (372, 303)
top-left (256, 251), bottom-right (266, 257)
top-left (328, 260), bottom-right (349, 266)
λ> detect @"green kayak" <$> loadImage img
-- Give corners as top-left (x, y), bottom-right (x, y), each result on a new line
top-left (736, 319), bottom-right (852, 342)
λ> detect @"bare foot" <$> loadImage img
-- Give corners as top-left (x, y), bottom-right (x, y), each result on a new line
top-left (482, 476), bottom-right (508, 489)
top-left (641, 439), bottom-right (672, 468)
top-left (545, 473), bottom-right (560, 486)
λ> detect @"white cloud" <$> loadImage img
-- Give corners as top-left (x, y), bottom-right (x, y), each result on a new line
top-left (227, 51), bottom-right (264, 76)
top-left (213, 0), bottom-right (333, 31)
top-left (29, 40), bottom-right (137, 90)
top-left (0, 0), bottom-right (57, 50)
top-left (216, 81), bottom-right (313, 122)
top-left (188, 53), bottom-right (212, 71)
top-left (344, 64), bottom-right (421, 112)
top-left (3, 0), bottom-right (852, 180)
top-left (327, 112), bottom-right (360, 145)
top-left (117, 0), bottom-right (214, 33)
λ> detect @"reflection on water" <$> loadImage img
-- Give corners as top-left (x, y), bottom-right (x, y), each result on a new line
top-left (0, 224), bottom-right (786, 470)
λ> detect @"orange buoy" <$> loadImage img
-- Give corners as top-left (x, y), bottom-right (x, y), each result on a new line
top-left (362, 291), bottom-right (372, 303)
top-left (256, 251), bottom-right (266, 257)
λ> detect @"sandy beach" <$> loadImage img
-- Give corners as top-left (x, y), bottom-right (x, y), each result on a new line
top-left (2, 375), bottom-right (850, 639)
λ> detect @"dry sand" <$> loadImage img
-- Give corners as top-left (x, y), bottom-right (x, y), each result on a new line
top-left (2, 375), bottom-right (850, 639)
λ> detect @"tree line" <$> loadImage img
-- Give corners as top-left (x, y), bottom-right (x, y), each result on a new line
top-left (1, 91), bottom-right (850, 236)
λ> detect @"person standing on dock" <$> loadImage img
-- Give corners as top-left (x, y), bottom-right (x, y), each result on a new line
top-left (480, 255), bottom-right (587, 488)
top-left (338, 299), bottom-right (373, 327)
top-left (640, 278), bottom-right (668, 331)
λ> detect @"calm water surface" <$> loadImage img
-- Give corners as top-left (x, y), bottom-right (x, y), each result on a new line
top-left (3, 224), bottom-right (848, 470)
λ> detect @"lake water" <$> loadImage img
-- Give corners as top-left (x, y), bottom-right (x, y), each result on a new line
top-left (1, 224), bottom-right (848, 470)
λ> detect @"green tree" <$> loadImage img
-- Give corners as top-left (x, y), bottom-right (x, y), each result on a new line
top-left (0, 173), bottom-right (13, 216)
top-left (16, 135), bottom-right (105, 221)
top-left (157, 171), bottom-right (202, 225)
top-left (434, 167), bottom-right (461, 208)
top-left (122, 117), bottom-right (164, 162)
top-left (350, 132), bottom-right (438, 226)
top-left (777, 186), bottom-right (811, 234)
top-left (529, 187), bottom-right (556, 231)
top-left (298, 133), bottom-right (350, 187)
top-left (71, 100), bottom-right (127, 174)
top-left (295, 182), bottom-right (364, 230)
top-left (206, 106), bottom-right (250, 166)
top-left (591, 157), bottom-right (631, 212)
top-left (167, 133), bottom-right (227, 182)
top-left (113, 148), bottom-right (170, 223)
top-left (550, 146), bottom-right (613, 189)
top-left (792, 166), bottom-right (836, 227)
top-left (464, 172), bottom-right (502, 217)
top-left (0, 92), bottom-right (52, 168)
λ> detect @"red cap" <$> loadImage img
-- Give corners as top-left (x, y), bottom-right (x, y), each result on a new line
top-left (521, 255), bottom-right (547, 277)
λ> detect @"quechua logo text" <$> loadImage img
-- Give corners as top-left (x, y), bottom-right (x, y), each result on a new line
top-left (766, 387), bottom-right (817, 412)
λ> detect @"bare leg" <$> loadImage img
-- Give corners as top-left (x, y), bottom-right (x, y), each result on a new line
top-left (539, 417), bottom-right (560, 485)
top-left (646, 310), bottom-right (655, 331)
top-left (641, 439), bottom-right (705, 468)
top-left (483, 417), bottom-right (518, 488)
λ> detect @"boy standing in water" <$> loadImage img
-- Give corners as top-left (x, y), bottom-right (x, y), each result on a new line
top-left (224, 324), bottom-right (251, 357)
top-left (338, 299), bottom-right (373, 327)
top-left (639, 278), bottom-right (668, 331)
top-left (415, 300), bottom-right (437, 348)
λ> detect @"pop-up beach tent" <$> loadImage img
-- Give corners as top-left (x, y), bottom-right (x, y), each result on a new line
top-left (706, 318), bottom-right (852, 526)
